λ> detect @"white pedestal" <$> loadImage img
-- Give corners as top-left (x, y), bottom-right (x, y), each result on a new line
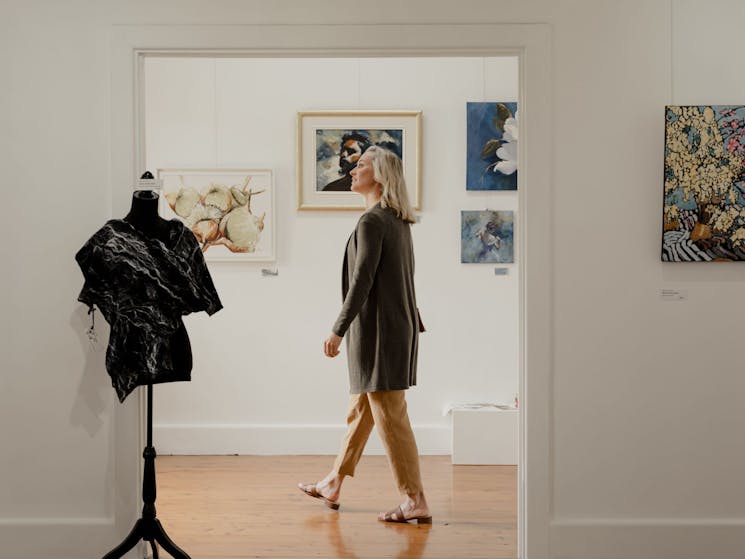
top-left (451, 407), bottom-right (518, 465)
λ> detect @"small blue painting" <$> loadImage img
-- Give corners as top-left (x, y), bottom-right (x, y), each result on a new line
top-left (466, 102), bottom-right (518, 190)
top-left (461, 210), bottom-right (514, 263)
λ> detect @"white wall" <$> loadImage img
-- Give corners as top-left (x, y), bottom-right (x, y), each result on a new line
top-left (549, 1), bottom-right (745, 557)
top-left (5, 0), bottom-right (745, 558)
top-left (1, 3), bottom-right (141, 558)
top-left (143, 56), bottom-right (520, 455)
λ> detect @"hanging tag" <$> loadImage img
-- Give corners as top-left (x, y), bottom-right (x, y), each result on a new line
top-left (86, 306), bottom-right (99, 350)
top-left (134, 177), bottom-right (163, 192)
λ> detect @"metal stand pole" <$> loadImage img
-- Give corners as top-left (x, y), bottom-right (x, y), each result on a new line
top-left (101, 385), bottom-right (190, 559)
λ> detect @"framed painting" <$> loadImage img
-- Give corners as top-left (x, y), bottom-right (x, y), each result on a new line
top-left (461, 210), bottom-right (514, 263)
top-left (466, 102), bottom-right (518, 191)
top-left (157, 168), bottom-right (275, 262)
top-left (663, 105), bottom-right (745, 261)
top-left (297, 110), bottom-right (422, 210)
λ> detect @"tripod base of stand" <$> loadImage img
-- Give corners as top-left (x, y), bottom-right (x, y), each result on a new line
top-left (102, 517), bottom-right (190, 559)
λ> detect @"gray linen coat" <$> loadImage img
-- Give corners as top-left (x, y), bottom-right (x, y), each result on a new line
top-left (332, 203), bottom-right (420, 393)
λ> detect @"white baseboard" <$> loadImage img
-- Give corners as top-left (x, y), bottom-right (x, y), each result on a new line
top-left (0, 518), bottom-right (141, 559)
top-left (551, 518), bottom-right (745, 559)
top-left (154, 423), bottom-right (451, 455)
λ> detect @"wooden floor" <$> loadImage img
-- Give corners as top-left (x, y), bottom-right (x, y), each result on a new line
top-left (152, 455), bottom-right (517, 559)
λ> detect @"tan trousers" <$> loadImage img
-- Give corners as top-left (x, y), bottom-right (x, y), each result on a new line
top-left (332, 390), bottom-right (424, 495)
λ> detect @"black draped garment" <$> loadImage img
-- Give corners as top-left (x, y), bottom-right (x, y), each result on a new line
top-left (75, 219), bottom-right (222, 402)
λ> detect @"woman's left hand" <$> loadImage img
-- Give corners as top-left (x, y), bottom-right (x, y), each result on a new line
top-left (324, 333), bottom-right (342, 358)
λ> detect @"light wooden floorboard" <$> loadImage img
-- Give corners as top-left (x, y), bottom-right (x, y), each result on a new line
top-left (152, 455), bottom-right (517, 559)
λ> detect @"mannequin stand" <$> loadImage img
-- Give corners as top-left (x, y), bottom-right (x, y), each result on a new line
top-left (102, 385), bottom-right (190, 559)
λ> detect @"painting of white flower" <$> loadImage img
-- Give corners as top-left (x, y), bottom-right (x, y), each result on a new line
top-left (466, 102), bottom-right (518, 190)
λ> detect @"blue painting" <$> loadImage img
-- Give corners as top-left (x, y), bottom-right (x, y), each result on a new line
top-left (315, 129), bottom-right (403, 192)
top-left (466, 102), bottom-right (518, 191)
top-left (461, 210), bottom-right (514, 263)
top-left (663, 105), bottom-right (745, 261)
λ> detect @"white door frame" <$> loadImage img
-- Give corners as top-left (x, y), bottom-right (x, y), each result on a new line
top-left (111, 23), bottom-right (553, 558)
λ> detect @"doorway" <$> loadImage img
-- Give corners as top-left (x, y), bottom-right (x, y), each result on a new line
top-left (144, 52), bottom-right (519, 557)
top-left (111, 22), bottom-right (553, 558)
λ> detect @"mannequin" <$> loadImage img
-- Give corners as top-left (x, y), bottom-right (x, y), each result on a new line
top-left (99, 189), bottom-right (199, 559)
top-left (76, 182), bottom-right (222, 559)
top-left (124, 189), bottom-right (170, 240)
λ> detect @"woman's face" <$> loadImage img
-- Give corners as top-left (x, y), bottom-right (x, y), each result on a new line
top-left (350, 151), bottom-right (379, 195)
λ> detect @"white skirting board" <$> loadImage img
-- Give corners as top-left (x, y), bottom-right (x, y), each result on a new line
top-left (0, 518), bottom-right (139, 559)
top-left (154, 424), bottom-right (451, 455)
top-left (551, 518), bottom-right (745, 559)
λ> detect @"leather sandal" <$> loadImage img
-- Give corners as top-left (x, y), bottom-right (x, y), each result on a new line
top-left (297, 483), bottom-right (340, 510)
top-left (379, 505), bottom-right (432, 524)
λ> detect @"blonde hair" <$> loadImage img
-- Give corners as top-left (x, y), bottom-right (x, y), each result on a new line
top-left (366, 146), bottom-right (416, 224)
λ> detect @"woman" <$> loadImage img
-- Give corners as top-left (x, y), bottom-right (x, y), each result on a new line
top-left (298, 146), bottom-right (431, 524)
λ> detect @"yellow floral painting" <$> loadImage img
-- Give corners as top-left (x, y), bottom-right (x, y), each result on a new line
top-left (663, 106), bottom-right (745, 261)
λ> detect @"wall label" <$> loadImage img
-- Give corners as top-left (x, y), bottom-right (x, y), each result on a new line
top-left (659, 288), bottom-right (687, 301)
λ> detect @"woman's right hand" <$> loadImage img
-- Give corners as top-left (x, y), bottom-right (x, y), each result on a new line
top-left (324, 333), bottom-right (342, 358)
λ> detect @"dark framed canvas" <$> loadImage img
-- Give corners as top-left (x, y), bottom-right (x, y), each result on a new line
top-left (663, 105), bottom-right (745, 261)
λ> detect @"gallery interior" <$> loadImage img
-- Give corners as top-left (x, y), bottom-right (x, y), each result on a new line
top-left (4, 1), bottom-right (744, 558)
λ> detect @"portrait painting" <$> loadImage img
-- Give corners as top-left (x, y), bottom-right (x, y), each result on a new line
top-left (315, 129), bottom-right (403, 192)
top-left (461, 210), bottom-right (514, 263)
top-left (466, 102), bottom-right (518, 191)
top-left (298, 111), bottom-right (421, 210)
top-left (663, 105), bottom-right (745, 261)
top-left (157, 168), bottom-right (275, 262)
